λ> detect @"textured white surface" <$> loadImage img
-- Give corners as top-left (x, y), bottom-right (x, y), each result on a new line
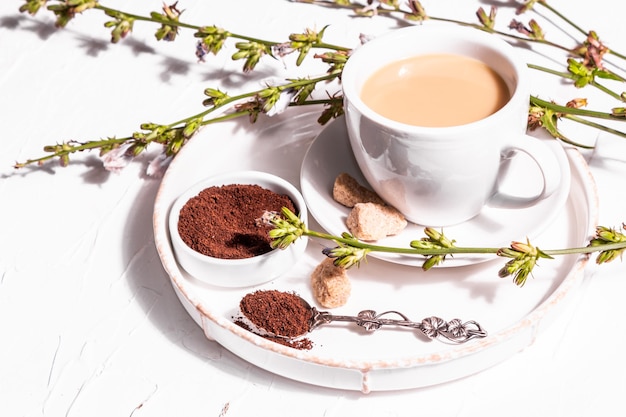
top-left (1, 0), bottom-right (626, 415)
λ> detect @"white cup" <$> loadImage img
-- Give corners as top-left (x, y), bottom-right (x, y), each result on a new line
top-left (342, 24), bottom-right (561, 227)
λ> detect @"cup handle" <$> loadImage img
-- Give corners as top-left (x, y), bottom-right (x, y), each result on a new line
top-left (488, 134), bottom-right (562, 209)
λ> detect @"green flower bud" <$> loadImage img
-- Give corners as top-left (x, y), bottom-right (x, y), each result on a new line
top-left (231, 50), bottom-right (250, 60)
top-left (409, 240), bottom-right (441, 250)
top-left (60, 153), bottom-right (70, 167)
top-left (182, 117), bottom-right (202, 139)
top-left (612, 107), bottom-right (626, 117)
top-left (422, 255), bottom-right (444, 271)
top-left (19, 0), bottom-right (47, 15)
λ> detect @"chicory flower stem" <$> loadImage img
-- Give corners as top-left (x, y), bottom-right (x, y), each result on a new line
top-left (304, 229), bottom-right (500, 255)
top-left (543, 242), bottom-right (626, 256)
top-left (95, 4), bottom-right (349, 52)
top-left (528, 64), bottom-right (625, 101)
top-left (303, 227), bottom-right (626, 256)
top-left (562, 115), bottom-right (626, 139)
top-left (530, 96), bottom-right (625, 121)
top-left (96, 5), bottom-right (199, 30)
top-left (535, 1), bottom-right (587, 36)
top-left (167, 73), bottom-right (339, 128)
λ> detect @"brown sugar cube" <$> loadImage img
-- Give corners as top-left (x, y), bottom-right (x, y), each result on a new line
top-left (346, 202), bottom-right (407, 241)
top-left (311, 258), bottom-right (351, 309)
top-left (333, 172), bottom-right (386, 208)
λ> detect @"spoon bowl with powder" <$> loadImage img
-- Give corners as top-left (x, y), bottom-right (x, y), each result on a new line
top-left (238, 290), bottom-right (487, 345)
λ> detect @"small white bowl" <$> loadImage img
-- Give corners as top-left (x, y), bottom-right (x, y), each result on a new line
top-left (168, 170), bottom-right (308, 287)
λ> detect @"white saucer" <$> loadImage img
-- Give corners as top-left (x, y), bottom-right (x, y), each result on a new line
top-left (300, 116), bottom-right (572, 267)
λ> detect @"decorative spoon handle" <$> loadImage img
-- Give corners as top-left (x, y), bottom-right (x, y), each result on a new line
top-left (310, 308), bottom-right (487, 344)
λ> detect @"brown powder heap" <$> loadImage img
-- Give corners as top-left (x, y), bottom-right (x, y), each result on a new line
top-left (177, 184), bottom-right (296, 259)
top-left (239, 290), bottom-right (312, 339)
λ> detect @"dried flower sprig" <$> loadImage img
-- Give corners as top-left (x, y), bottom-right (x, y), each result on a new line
top-left (19, 1), bottom-right (350, 70)
top-left (297, 0), bottom-right (607, 57)
top-left (295, 0), bottom-right (626, 146)
top-left (528, 96), bottom-right (626, 148)
top-left (267, 208), bottom-right (626, 287)
top-left (409, 227), bottom-right (457, 270)
top-left (497, 239), bottom-right (553, 287)
top-left (14, 73), bottom-right (340, 169)
top-left (15, 1), bottom-right (352, 170)
top-left (589, 224), bottom-right (626, 263)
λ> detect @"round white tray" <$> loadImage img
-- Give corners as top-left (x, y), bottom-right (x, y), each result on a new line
top-left (153, 109), bottom-right (597, 392)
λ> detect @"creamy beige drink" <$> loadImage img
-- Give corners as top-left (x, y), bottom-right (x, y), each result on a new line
top-left (360, 53), bottom-right (510, 127)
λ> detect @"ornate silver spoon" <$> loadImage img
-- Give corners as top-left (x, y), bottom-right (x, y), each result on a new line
top-left (238, 290), bottom-right (487, 344)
